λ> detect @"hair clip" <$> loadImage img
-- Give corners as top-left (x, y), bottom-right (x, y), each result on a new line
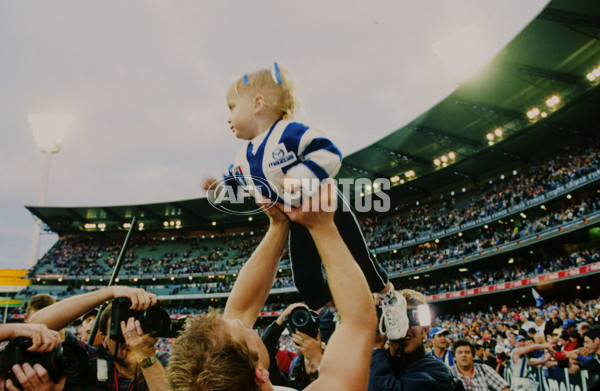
top-left (271, 62), bottom-right (282, 85)
top-left (243, 74), bottom-right (249, 86)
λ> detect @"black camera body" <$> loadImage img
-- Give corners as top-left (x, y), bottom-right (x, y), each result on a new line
top-left (109, 297), bottom-right (185, 342)
top-left (0, 337), bottom-right (91, 389)
top-left (285, 307), bottom-right (320, 339)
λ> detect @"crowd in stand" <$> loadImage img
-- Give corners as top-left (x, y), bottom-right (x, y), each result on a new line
top-left (361, 142), bottom-right (600, 249)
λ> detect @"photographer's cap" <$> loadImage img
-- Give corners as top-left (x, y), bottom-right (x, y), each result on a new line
top-left (428, 327), bottom-right (449, 339)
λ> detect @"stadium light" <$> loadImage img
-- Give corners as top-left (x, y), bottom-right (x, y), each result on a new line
top-left (28, 113), bottom-right (71, 268)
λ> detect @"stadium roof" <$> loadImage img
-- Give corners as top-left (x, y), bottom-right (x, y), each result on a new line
top-left (27, 0), bottom-right (600, 235)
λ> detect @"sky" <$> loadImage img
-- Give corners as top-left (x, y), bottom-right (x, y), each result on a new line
top-left (0, 0), bottom-right (549, 270)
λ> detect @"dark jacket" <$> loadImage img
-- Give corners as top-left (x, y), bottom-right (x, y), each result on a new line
top-left (368, 349), bottom-right (454, 391)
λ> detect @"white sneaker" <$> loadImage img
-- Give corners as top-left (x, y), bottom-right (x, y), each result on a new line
top-left (379, 294), bottom-right (409, 340)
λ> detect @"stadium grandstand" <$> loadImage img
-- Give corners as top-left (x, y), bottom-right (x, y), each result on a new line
top-left (2, 0), bottom-right (600, 389)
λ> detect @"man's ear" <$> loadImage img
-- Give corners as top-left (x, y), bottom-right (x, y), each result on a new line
top-left (255, 367), bottom-right (269, 384)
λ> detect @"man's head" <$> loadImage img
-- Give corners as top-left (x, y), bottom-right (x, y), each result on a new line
top-left (167, 311), bottom-right (268, 391)
top-left (515, 335), bottom-right (529, 347)
top-left (577, 321), bottom-right (590, 337)
top-left (584, 326), bottom-right (600, 355)
top-left (562, 319), bottom-right (576, 331)
top-left (474, 343), bottom-right (484, 358)
top-left (429, 327), bottom-right (450, 351)
top-left (25, 294), bottom-right (56, 322)
top-left (388, 290), bottom-right (429, 357)
top-left (453, 339), bottom-right (475, 371)
top-left (535, 315), bottom-right (544, 326)
top-left (78, 309), bottom-right (98, 344)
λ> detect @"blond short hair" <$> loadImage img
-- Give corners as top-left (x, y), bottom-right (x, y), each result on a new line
top-left (231, 64), bottom-right (299, 120)
top-left (398, 289), bottom-right (427, 307)
top-left (167, 311), bottom-right (259, 391)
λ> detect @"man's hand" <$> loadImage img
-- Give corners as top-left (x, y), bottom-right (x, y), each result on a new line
top-left (276, 178), bottom-right (337, 230)
top-left (1, 324), bottom-right (61, 353)
top-left (276, 303), bottom-right (308, 326)
top-left (258, 198), bottom-right (289, 227)
top-left (293, 332), bottom-right (323, 374)
top-left (121, 318), bottom-right (157, 363)
top-left (110, 287), bottom-right (157, 311)
top-left (2, 364), bottom-right (66, 391)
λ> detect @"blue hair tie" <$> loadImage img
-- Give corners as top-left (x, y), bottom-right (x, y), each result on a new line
top-left (243, 74), bottom-right (249, 86)
top-left (271, 62), bottom-right (282, 84)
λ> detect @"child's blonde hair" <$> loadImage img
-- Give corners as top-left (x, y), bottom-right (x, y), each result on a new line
top-left (231, 63), bottom-right (299, 120)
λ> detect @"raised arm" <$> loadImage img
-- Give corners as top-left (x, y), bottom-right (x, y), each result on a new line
top-left (224, 202), bottom-right (289, 328)
top-left (279, 180), bottom-right (376, 391)
top-left (28, 286), bottom-right (156, 331)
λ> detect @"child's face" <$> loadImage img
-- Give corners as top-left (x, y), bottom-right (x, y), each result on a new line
top-left (226, 88), bottom-right (259, 140)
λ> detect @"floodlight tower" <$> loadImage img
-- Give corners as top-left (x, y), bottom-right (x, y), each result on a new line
top-left (28, 114), bottom-right (71, 268)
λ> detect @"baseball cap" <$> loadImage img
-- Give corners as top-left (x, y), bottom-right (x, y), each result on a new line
top-left (562, 319), bottom-right (576, 329)
top-left (428, 327), bottom-right (449, 339)
top-left (515, 335), bottom-right (527, 342)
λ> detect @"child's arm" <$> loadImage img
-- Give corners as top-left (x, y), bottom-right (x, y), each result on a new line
top-left (203, 164), bottom-right (242, 201)
top-left (280, 125), bottom-right (342, 194)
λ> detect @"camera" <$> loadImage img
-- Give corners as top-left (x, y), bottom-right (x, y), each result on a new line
top-left (109, 298), bottom-right (185, 342)
top-left (0, 337), bottom-right (91, 389)
top-left (285, 307), bottom-right (320, 339)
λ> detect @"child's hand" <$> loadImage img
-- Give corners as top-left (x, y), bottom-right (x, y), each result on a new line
top-left (280, 174), bottom-right (301, 194)
top-left (203, 177), bottom-right (218, 191)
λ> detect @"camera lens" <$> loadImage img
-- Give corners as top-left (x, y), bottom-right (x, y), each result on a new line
top-left (291, 309), bottom-right (310, 327)
top-left (140, 307), bottom-right (171, 337)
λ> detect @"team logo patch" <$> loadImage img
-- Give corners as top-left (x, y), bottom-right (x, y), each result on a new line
top-left (268, 145), bottom-right (297, 169)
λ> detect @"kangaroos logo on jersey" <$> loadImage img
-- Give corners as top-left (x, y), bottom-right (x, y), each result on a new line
top-left (269, 145), bottom-right (296, 169)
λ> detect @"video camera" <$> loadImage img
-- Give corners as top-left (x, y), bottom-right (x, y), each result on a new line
top-left (285, 307), bottom-right (320, 339)
top-left (0, 337), bottom-right (93, 389)
top-left (109, 297), bottom-right (186, 343)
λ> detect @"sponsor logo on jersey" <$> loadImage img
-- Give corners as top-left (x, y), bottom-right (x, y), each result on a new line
top-left (268, 146), bottom-right (297, 168)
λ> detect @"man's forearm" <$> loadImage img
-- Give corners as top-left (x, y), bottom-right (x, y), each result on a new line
top-left (140, 360), bottom-right (169, 391)
top-left (225, 220), bottom-right (289, 327)
top-left (28, 287), bottom-right (116, 330)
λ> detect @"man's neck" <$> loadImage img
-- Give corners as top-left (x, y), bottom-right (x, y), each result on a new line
top-left (433, 346), bottom-right (446, 357)
top-left (457, 364), bottom-right (474, 377)
top-left (115, 360), bottom-right (135, 379)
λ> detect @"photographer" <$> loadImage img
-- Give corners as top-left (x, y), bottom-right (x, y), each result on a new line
top-left (28, 286), bottom-right (167, 391)
top-left (368, 289), bottom-right (454, 391)
top-left (0, 323), bottom-right (65, 391)
top-left (262, 303), bottom-right (324, 389)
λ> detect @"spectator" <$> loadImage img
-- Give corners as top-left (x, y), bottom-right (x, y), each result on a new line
top-left (510, 335), bottom-right (554, 390)
top-left (544, 309), bottom-right (563, 340)
top-left (450, 339), bottom-right (509, 391)
top-left (579, 326), bottom-right (600, 390)
top-left (428, 327), bottom-right (455, 367)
